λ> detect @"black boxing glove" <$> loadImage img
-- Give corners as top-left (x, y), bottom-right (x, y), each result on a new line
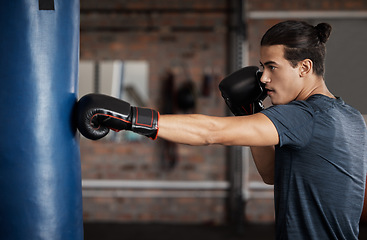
top-left (219, 66), bottom-right (267, 116)
top-left (76, 93), bottom-right (159, 140)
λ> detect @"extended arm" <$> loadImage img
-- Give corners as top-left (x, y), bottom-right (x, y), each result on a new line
top-left (158, 113), bottom-right (278, 147)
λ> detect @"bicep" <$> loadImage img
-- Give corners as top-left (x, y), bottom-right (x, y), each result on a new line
top-left (214, 113), bottom-right (279, 147)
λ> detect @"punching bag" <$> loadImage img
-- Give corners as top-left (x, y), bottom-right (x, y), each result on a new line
top-left (0, 1), bottom-right (83, 239)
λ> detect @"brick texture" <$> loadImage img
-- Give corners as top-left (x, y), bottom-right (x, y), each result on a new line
top-left (80, 0), bottom-right (229, 224)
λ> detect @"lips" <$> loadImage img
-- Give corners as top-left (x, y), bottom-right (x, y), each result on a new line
top-left (266, 88), bottom-right (274, 96)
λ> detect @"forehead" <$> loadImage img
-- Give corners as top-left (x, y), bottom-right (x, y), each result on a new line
top-left (260, 45), bottom-right (286, 63)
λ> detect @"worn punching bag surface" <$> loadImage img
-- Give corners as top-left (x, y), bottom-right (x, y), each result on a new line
top-left (0, 1), bottom-right (83, 239)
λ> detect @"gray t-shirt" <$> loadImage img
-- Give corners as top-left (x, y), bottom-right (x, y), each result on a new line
top-left (262, 94), bottom-right (367, 240)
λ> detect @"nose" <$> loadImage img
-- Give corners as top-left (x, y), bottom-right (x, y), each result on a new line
top-left (260, 72), bottom-right (270, 84)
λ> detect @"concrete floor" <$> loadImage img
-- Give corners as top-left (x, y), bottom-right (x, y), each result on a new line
top-left (84, 222), bottom-right (367, 240)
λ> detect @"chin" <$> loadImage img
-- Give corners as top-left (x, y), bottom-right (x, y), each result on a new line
top-left (270, 99), bottom-right (287, 106)
top-left (269, 97), bottom-right (279, 106)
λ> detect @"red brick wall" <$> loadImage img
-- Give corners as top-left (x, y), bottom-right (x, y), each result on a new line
top-left (80, 0), bottom-right (367, 224)
top-left (80, 0), bottom-right (229, 224)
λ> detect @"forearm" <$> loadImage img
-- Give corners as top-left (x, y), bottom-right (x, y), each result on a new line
top-left (250, 146), bottom-right (275, 185)
top-left (158, 114), bottom-right (219, 146)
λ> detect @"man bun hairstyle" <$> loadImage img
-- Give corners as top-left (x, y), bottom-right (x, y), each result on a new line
top-left (315, 23), bottom-right (332, 44)
top-left (261, 20), bottom-right (332, 76)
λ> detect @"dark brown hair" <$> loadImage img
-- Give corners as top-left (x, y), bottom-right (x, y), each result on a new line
top-left (261, 20), bottom-right (332, 76)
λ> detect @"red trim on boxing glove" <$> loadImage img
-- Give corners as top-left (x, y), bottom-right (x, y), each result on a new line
top-left (90, 113), bottom-right (132, 132)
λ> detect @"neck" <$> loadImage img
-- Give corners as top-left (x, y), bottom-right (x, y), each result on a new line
top-left (297, 76), bottom-right (335, 101)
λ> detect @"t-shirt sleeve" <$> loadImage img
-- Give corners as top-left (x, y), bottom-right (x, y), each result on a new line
top-left (261, 101), bottom-right (315, 149)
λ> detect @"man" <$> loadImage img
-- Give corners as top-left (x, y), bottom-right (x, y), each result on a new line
top-left (77, 20), bottom-right (367, 239)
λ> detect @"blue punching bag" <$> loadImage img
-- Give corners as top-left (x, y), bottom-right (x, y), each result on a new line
top-left (0, 0), bottom-right (83, 239)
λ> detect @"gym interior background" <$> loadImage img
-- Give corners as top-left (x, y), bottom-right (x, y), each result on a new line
top-left (79, 0), bottom-right (367, 239)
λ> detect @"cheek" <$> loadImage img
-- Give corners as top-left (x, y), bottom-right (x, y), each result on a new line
top-left (274, 73), bottom-right (293, 91)
top-left (273, 74), bottom-right (300, 103)
top-left (279, 69), bottom-right (300, 90)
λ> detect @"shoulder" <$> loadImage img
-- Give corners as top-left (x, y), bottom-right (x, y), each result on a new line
top-left (261, 101), bottom-right (315, 148)
top-left (262, 100), bottom-right (315, 123)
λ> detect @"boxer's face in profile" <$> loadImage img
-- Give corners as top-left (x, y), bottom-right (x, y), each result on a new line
top-left (260, 45), bottom-right (304, 105)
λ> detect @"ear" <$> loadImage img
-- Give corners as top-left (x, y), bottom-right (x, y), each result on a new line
top-left (299, 59), bottom-right (313, 77)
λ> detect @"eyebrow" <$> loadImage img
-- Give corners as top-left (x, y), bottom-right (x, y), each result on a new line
top-left (260, 61), bottom-right (278, 66)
